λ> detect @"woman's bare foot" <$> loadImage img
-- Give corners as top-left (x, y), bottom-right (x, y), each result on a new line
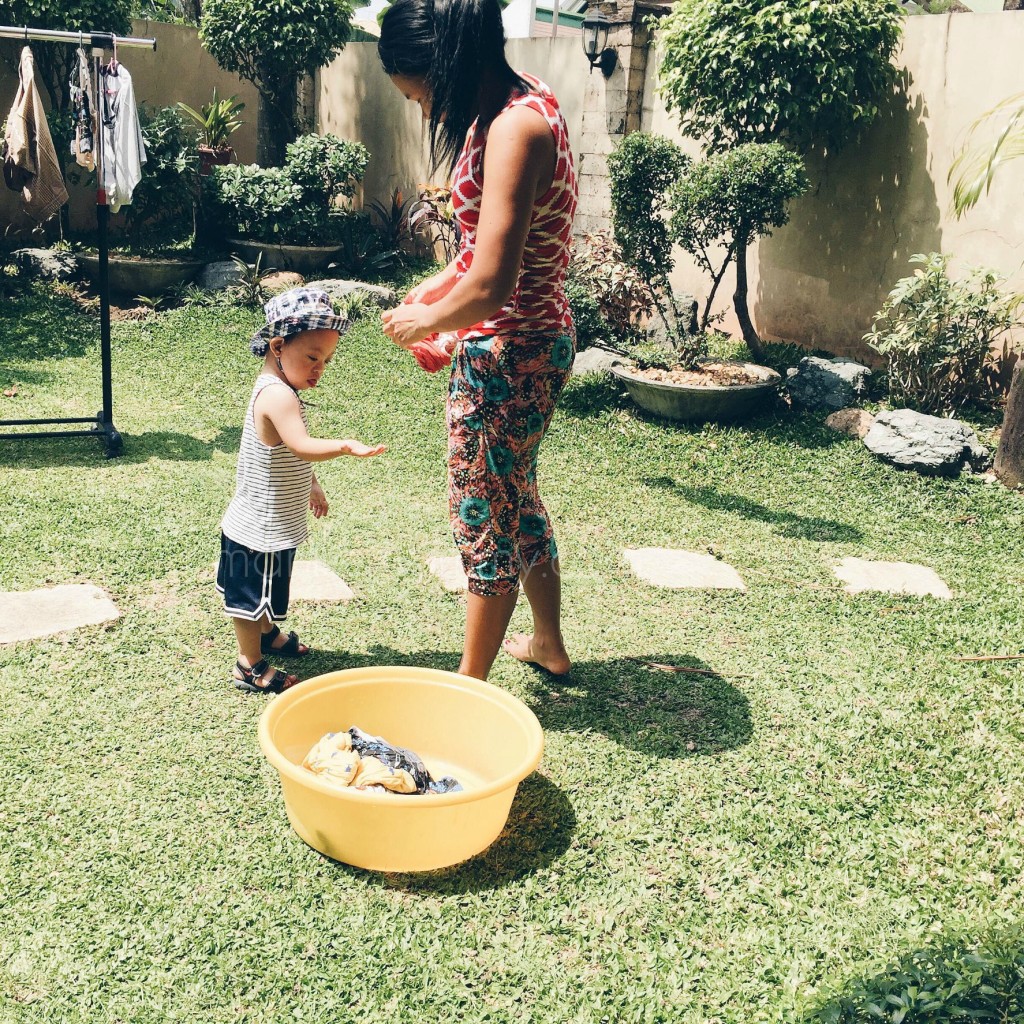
top-left (503, 632), bottom-right (572, 676)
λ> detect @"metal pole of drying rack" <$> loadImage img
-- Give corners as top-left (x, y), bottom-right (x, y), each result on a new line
top-left (0, 24), bottom-right (157, 458)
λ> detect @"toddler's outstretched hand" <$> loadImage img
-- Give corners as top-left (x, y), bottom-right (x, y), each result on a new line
top-left (339, 439), bottom-right (387, 458)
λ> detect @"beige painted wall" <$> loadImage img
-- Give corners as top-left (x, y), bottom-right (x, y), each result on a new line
top-left (317, 38), bottom-right (585, 209)
top-left (644, 14), bottom-right (1024, 359)
top-left (1, 20), bottom-right (259, 239)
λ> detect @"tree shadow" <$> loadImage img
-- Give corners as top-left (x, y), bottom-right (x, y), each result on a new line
top-left (801, 926), bottom-right (1024, 1022)
top-left (756, 73), bottom-right (943, 361)
top-left (558, 373), bottom-right (631, 420)
top-left (1, 293), bottom-right (97, 362)
top-left (645, 475), bottom-right (863, 543)
top-left (0, 427), bottom-right (241, 467)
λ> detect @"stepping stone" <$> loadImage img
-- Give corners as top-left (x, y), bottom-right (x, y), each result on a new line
top-left (289, 561), bottom-right (354, 603)
top-left (427, 556), bottom-right (468, 593)
top-left (0, 584), bottom-right (121, 644)
top-left (624, 548), bottom-right (746, 590)
top-left (834, 557), bottom-right (951, 599)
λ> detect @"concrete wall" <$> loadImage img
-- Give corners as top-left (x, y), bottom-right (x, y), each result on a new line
top-left (0, 20), bottom-right (259, 239)
top-left (643, 13), bottom-right (1024, 358)
top-left (317, 38), bottom-right (585, 207)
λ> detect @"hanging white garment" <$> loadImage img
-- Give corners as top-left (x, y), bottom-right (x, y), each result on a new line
top-left (99, 63), bottom-right (146, 213)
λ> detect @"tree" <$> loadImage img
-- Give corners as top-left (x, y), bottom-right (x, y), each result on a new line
top-left (0, 0), bottom-right (132, 113)
top-left (200, 0), bottom-right (353, 166)
top-left (657, 0), bottom-right (903, 358)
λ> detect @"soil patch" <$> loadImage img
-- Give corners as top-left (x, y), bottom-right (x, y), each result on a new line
top-left (632, 361), bottom-right (764, 387)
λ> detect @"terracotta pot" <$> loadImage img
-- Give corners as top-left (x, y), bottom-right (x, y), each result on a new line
top-left (610, 360), bottom-right (782, 424)
top-left (198, 145), bottom-right (234, 176)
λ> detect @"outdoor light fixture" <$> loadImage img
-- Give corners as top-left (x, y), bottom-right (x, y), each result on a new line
top-left (581, 8), bottom-right (617, 77)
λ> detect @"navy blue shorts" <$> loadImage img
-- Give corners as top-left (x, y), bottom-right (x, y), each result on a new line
top-left (216, 533), bottom-right (296, 622)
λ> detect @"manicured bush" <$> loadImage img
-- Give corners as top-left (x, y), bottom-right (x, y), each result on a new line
top-left (865, 253), bottom-right (1023, 415)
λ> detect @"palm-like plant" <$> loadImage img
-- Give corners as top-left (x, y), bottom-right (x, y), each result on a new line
top-left (949, 91), bottom-right (1024, 216)
top-left (178, 89), bottom-right (246, 151)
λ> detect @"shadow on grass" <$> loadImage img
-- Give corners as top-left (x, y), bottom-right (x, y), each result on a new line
top-left (378, 772), bottom-right (576, 895)
top-left (0, 427), bottom-right (241, 467)
top-left (526, 654), bottom-right (752, 760)
top-left (305, 646), bottom-right (753, 762)
top-left (801, 925), bottom-right (1024, 1022)
top-left (645, 476), bottom-right (863, 543)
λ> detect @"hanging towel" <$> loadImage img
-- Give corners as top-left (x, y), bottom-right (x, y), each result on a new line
top-left (2, 46), bottom-right (69, 222)
top-left (99, 63), bottom-right (146, 213)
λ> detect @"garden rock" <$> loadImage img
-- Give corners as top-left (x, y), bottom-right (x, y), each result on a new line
top-left (306, 279), bottom-right (398, 309)
top-left (825, 407), bottom-right (875, 439)
top-left (863, 409), bottom-right (990, 474)
top-left (786, 356), bottom-right (871, 411)
top-left (197, 260), bottom-right (244, 291)
top-left (262, 271), bottom-right (305, 295)
top-left (12, 247), bottom-right (78, 282)
top-left (572, 346), bottom-right (624, 377)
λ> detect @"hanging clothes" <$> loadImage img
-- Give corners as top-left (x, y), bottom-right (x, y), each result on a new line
top-left (69, 48), bottom-right (96, 172)
top-left (2, 46), bottom-right (69, 223)
top-left (99, 61), bottom-right (146, 213)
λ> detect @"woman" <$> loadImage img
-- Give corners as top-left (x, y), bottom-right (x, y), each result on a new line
top-left (379, 0), bottom-right (577, 681)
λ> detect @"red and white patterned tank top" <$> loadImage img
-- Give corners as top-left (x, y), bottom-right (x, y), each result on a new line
top-left (449, 73), bottom-right (577, 341)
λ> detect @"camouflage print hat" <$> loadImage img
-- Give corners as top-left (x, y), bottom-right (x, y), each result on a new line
top-left (250, 286), bottom-right (350, 355)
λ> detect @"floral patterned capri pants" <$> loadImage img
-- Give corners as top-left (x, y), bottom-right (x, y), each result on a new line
top-left (447, 331), bottom-right (575, 597)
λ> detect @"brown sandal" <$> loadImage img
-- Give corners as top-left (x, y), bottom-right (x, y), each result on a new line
top-left (232, 658), bottom-right (299, 694)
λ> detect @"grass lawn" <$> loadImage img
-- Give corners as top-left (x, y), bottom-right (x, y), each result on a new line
top-left (1, 284), bottom-right (1022, 1023)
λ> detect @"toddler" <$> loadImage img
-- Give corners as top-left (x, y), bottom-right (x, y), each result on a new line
top-left (217, 287), bottom-right (386, 693)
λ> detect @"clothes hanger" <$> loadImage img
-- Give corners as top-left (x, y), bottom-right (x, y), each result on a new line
top-left (107, 34), bottom-right (119, 76)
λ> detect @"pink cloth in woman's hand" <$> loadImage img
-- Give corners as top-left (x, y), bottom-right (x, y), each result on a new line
top-left (410, 336), bottom-right (453, 373)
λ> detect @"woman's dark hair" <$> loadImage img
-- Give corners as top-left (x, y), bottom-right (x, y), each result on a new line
top-left (379, 0), bottom-right (528, 171)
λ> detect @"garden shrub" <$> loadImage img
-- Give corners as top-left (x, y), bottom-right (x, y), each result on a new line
top-left (567, 232), bottom-right (652, 349)
top-left (121, 106), bottom-right (200, 249)
top-left (865, 253), bottom-right (1023, 415)
top-left (564, 278), bottom-right (608, 350)
top-left (669, 142), bottom-right (808, 334)
top-left (202, 134), bottom-right (368, 247)
top-left (807, 929), bottom-right (1024, 1023)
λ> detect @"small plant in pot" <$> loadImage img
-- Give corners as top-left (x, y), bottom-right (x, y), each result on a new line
top-left (202, 132), bottom-right (370, 273)
top-left (603, 133), bottom-right (807, 423)
top-left (178, 89), bottom-right (246, 175)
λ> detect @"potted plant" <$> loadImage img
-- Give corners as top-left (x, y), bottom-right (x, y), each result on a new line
top-left (77, 106), bottom-right (205, 294)
top-left (178, 89), bottom-right (246, 175)
top-left (602, 133), bottom-right (805, 423)
top-left (202, 132), bottom-right (369, 273)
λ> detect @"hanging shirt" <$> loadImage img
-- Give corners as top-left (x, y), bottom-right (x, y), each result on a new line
top-left (2, 46), bottom-right (69, 223)
top-left (99, 62), bottom-right (146, 213)
top-left (70, 48), bottom-right (96, 172)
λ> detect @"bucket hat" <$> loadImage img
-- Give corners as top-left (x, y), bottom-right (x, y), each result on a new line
top-left (250, 286), bottom-right (350, 355)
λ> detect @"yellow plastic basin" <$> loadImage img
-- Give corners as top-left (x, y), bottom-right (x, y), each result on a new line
top-left (258, 667), bottom-right (544, 872)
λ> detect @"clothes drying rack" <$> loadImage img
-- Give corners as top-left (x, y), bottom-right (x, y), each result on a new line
top-left (0, 23), bottom-right (157, 458)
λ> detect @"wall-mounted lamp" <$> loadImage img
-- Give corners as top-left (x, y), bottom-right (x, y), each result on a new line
top-left (581, 9), bottom-right (617, 77)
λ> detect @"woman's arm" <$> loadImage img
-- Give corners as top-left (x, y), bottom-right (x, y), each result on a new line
top-left (383, 105), bottom-right (555, 348)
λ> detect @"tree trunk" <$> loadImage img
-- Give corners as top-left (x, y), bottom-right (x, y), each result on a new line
top-left (995, 359), bottom-right (1024, 487)
top-left (256, 79), bottom-right (297, 167)
top-left (733, 239), bottom-right (764, 363)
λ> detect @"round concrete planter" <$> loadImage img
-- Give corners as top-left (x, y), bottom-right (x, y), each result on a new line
top-left (610, 360), bottom-right (782, 424)
top-left (78, 254), bottom-right (203, 295)
top-left (228, 238), bottom-right (342, 275)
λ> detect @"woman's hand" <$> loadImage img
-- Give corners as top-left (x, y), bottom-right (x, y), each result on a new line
top-left (402, 273), bottom-right (454, 306)
top-left (382, 303), bottom-right (434, 348)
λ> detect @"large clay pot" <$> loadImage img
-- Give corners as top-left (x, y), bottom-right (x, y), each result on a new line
top-left (227, 238), bottom-right (342, 275)
top-left (77, 254), bottom-right (203, 295)
top-left (610, 360), bottom-right (782, 424)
